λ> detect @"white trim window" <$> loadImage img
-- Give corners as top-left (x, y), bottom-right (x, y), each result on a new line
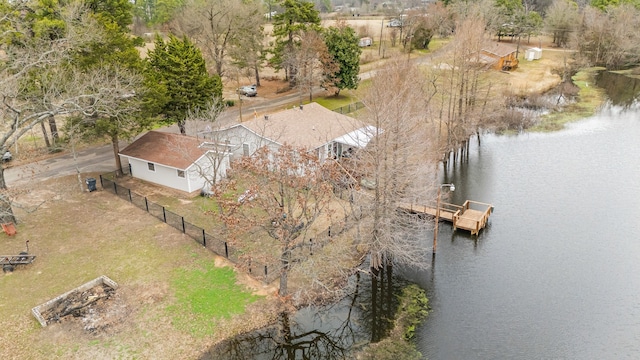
top-left (243, 143), bottom-right (250, 157)
top-left (177, 170), bottom-right (185, 178)
top-left (148, 162), bottom-right (155, 171)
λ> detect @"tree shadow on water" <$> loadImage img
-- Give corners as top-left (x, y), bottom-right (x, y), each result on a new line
top-left (200, 267), bottom-right (407, 360)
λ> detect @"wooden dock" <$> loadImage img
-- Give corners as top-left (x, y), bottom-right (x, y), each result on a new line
top-left (398, 200), bottom-right (493, 235)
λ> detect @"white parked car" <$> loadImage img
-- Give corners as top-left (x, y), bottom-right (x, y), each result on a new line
top-left (387, 19), bottom-right (403, 28)
top-left (237, 85), bottom-right (257, 97)
top-left (2, 151), bottom-right (12, 162)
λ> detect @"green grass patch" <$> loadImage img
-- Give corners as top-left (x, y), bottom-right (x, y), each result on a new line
top-left (314, 93), bottom-right (358, 110)
top-left (531, 67), bottom-right (607, 132)
top-left (427, 36), bottom-right (450, 53)
top-left (167, 262), bottom-right (262, 337)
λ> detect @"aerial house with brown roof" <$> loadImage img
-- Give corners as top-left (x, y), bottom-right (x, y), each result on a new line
top-left (481, 42), bottom-right (519, 71)
top-left (119, 131), bottom-right (230, 193)
top-left (212, 102), bottom-right (378, 162)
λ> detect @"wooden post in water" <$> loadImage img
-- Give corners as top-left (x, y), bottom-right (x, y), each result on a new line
top-left (433, 183), bottom-right (455, 255)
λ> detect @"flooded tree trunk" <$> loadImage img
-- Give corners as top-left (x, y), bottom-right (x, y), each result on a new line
top-left (370, 266), bottom-right (379, 342)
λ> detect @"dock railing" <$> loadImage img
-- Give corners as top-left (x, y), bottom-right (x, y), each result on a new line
top-left (453, 201), bottom-right (493, 234)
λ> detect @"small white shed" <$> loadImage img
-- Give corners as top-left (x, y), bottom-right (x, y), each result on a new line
top-left (359, 37), bottom-right (372, 47)
top-left (525, 47), bottom-right (542, 61)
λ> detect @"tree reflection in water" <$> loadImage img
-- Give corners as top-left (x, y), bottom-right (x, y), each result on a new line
top-left (595, 71), bottom-right (640, 107)
top-left (201, 266), bottom-right (407, 359)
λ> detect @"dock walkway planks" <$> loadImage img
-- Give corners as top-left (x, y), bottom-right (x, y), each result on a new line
top-left (398, 200), bottom-right (493, 235)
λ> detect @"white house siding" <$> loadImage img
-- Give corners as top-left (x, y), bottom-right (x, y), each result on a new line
top-left (123, 152), bottom-right (230, 193)
top-left (216, 126), bottom-right (280, 160)
top-left (127, 157), bottom-right (190, 192)
top-left (185, 153), bottom-right (231, 193)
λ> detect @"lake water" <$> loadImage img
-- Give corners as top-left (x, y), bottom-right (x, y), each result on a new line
top-left (409, 102), bottom-right (640, 359)
top-left (207, 72), bottom-right (640, 359)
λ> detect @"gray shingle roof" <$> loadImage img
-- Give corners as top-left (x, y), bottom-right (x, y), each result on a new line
top-left (235, 102), bottom-right (366, 149)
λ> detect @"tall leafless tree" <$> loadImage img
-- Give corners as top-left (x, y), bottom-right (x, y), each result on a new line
top-left (0, 3), bottom-right (144, 220)
top-left (352, 59), bottom-right (438, 272)
top-left (170, 0), bottom-right (265, 78)
top-left (212, 145), bottom-right (338, 297)
top-left (289, 30), bottom-right (339, 103)
top-left (572, 4), bottom-right (640, 69)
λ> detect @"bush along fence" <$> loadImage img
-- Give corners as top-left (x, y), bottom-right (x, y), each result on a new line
top-left (98, 172), bottom-right (357, 285)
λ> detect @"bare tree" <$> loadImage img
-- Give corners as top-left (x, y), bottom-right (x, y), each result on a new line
top-left (352, 59), bottom-right (438, 272)
top-left (290, 30), bottom-right (338, 103)
top-left (181, 97), bottom-right (230, 192)
top-left (429, 17), bottom-right (501, 165)
top-left (170, 0), bottom-right (265, 78)
top-left (212, 145), bottom-right (338, 297)
top-left (544, 0), bottom-right (580, 47)
top-left (0, 3), bottom-right (143, 218)
top-left (572, 4), bottom-right (640, 69)
top-left (427, 2), bottom-right (457, 38)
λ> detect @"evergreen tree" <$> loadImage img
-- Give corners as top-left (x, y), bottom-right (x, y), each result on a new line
top-left (67, 0), bottom-right (165, 173)
top-left (147, 34), bottom-right (222, 134)
top-left (271, 0), bottom-right (321, 85)
top-left (323, 24), bottom-right (361, 96)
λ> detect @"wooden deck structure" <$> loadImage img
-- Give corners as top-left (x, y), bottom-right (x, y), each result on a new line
top-left (398, 200), bottom-right (493, 235)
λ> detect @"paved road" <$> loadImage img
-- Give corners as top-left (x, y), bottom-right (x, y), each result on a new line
top-left (4, 144), bottom-right (119, 187)
top-left (3, 86), bottom-right (331, 188)
top-left (4, 53), bottom-right (434, 188)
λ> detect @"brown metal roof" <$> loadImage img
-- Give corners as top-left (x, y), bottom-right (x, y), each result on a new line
top-left (234, 102), bottom-right (366, 149)
top-left (482, 42), bottom-right (517, 57)
top-left (119, 131), bottom-right (207, 170)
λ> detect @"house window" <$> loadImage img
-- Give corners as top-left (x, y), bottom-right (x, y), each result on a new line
top-left (177, 170), bottom-right (185, 178)
top-left (243, 143), bottom-right (250, 157)
top-left (148, 162), bottom-right (155, 171)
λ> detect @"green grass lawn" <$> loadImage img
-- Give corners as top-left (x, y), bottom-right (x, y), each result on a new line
top-left (0, 176), bottom-right (273, 359)
top-left (168, 262), bottom-right (262, 337)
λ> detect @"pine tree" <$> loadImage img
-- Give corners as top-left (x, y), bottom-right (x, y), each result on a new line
top-left (271, 0), bottom-right (321, 85)
top-left (147, 34), bottom-right (222, 134)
